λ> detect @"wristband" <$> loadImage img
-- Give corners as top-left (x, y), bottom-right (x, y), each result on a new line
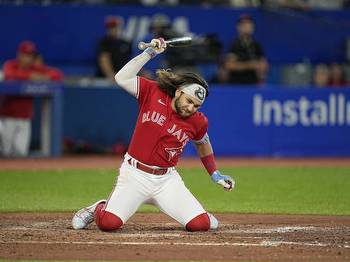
top-left (144, 47), bottom-right (157, 59)
top-left (200, 154), bottom-right (217, 175)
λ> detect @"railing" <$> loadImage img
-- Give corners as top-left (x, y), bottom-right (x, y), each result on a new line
top-left (0, 82), bottom-right (63, 157)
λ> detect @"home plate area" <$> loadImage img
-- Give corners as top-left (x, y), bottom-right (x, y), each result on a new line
top-left (0, 213), bottom-right (349, 261)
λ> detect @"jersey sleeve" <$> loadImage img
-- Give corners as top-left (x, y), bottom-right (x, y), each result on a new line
top-left (3, 61), bottom-right (31, 80)
top-left (114, 51), bottom-right (152, 98)
top-left (137, 76), bottom-right (158, 105)
top-left (192, 113), bottom-right (209, 142)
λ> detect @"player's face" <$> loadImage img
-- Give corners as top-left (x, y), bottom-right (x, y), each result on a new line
top-left (108, 26), bottom-right (121, 38)
top-left (238, 20), bottom-right (255, 36)
top-left (174, 91), bottom-right (201, 118)
top-left (18, 52), bottom-right (34, 68)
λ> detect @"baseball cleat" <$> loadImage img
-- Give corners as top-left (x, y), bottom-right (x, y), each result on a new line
top-left (72, 199), bottom-right (106, 230)
top-left (207, 213), bottom-right (219, 230)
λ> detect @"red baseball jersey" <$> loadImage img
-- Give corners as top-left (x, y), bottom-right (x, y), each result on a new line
top-left (127, 77), bottom-right (208, 168)
top-left (0, 60), bottom-right (63, 119)
top-left (1, 60), bottom-right (37, 119)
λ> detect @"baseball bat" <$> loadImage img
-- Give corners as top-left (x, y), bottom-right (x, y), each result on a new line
top-left (138, 36), bottom-right (192, 50)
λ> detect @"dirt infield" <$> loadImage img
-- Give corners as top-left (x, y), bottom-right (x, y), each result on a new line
top-left (0, 213), bottom-right (349, 261)
top-left (1, 156), bottom-right (349, 261)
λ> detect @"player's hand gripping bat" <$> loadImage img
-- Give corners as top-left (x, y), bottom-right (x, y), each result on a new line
top-left (138, 36), bottom-right (192, 50)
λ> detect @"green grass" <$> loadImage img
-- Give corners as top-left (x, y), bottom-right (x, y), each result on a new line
top-left (0, 167), bottom-right (349, 215)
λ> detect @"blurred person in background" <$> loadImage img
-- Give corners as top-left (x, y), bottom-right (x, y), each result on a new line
top-left (33, 52), bottom-right (64, 81)
top-left (140, 14), bottom-right (211, 77)
top-left (223, 14), bottom-right (269, 86)
top-left (210, 58), bottom-right (231, 84)
top-left (137, 14), bottom-right (177, 78)
top-left (312, 63), bottom-right (330, 88)
top-left (0, 40), bottom-right (63, 157)
top-left (328, 63), bottom-right (347, 87)
top-left (96, 15), bottom-right (132, 84)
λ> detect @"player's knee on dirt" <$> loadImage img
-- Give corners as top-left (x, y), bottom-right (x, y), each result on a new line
top-left (94, 203), bottom-right (123, 231)
top-left (185, 213), bottom-right (210, 232)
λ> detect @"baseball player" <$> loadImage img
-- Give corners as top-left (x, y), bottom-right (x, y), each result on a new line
top-left (72, 38), bottom-right (235, 232)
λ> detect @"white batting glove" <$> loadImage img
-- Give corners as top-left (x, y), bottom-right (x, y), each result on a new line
top-left (144, 37), bottom-right (167, 58)
top-left (211, 170), bottom-right (235, 191)
top-left (151, 37), bottom-right (167, 54)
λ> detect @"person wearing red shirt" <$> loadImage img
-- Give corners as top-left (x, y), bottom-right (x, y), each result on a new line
top-left (72, 38), bottom-right (235, 232)
top-left (0, 41), bottom-right (63, 157)
top-left (328, 63), bottom-right (348, 87)
top-left (32, 53), bottom-right (64, 82)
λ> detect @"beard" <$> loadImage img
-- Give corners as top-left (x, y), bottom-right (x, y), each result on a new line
top-left (174, 96), bottom-right (181, 113)
top-left (174, 95), bottom-right (190, 118)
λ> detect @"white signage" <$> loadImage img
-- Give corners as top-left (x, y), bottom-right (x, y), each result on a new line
top-left (253, 94), bottom-right (350, 127)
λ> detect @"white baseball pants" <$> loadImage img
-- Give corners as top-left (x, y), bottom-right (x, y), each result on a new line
top-left (104, 154), bottom-right (207, 227)
top-left (0, 117), bottom-right (31, 157)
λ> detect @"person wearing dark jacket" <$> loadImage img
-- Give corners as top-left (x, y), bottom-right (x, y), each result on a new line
top-left (224, 14), bottom-right (269, 85)
top-left (96, 16), bottom-right (132, 83)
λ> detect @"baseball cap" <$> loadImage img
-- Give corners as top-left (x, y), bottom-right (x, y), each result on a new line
top-left (237, 14), bottom-right (254, 24)
top-left (18, 40), bottom-right (36, 54)
top-left (104, 16), bottom-right (123, 29)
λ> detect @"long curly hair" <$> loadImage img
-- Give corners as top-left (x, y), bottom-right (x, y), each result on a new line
top-left (156, 69), bottom-right (209, 98)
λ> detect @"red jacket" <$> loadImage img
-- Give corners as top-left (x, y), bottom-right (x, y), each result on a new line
top-left (0, 60), bottom-right (63, 119)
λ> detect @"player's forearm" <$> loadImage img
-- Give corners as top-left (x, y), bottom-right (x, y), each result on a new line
top-left (196, 141), bottom-right (234, 190)
top-left (195, 141), bottom-right (213, 158)
top-left (114, 52), bottom-right (151, 88)
top-left (4, 68), bottom-right (31, 80)
top-left (227, 60), bottom-right (255, 71)
top-left (99, 53), bottom-right (115, 79)
top-left (195, 141), bottom-right (217, 175)
top-left (114, 39), bottom-right (165, 90)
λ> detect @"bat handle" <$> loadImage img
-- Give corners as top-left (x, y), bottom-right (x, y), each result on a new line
top-left (138, 41), bottom-right (156, 50)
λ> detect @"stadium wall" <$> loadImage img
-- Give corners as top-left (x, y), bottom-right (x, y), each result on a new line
top-left (59, 85), bottom-right (350, 157)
